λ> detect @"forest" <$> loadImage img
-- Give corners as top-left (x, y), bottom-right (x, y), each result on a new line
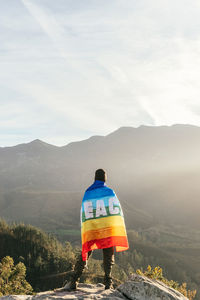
top-left (0, 219), bottom-right (199, 299)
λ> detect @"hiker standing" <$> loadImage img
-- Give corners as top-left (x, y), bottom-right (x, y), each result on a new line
top-left (63, 169), bottom-right (129, 290)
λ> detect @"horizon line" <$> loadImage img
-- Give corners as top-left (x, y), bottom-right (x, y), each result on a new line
top-left (0, 123), bottom-right (199, 148)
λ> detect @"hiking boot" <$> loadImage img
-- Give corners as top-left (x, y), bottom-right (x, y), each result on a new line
top-left (55, 281), bottom-right (77, 292)
top-left (105, 282), bottom-right (113, 290)
top-left (63, 280), bottom-right (78, 291)
top-left (104, 275), bottom-right (113, 290)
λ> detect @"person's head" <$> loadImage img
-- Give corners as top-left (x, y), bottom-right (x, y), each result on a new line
top-left (95, 169), bottom-right (107, 182)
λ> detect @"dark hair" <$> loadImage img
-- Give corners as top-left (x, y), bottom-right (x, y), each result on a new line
top-left (95, 169), bottom-right (107, 182)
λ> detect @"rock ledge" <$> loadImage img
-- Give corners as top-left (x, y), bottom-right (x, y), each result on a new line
top-left (0, 275), bottom-right (189, 300)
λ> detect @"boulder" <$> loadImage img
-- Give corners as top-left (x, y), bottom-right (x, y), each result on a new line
top-left (117, 274), bottom-right (189, 300)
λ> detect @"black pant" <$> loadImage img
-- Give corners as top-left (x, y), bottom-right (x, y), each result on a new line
top-left (72, 247), bottom-right (115, 286)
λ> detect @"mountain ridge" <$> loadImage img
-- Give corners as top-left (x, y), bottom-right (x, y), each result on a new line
top-left (1, 123), bottom-right (200, 149)
top-left (0, 124), bottom-right (200, 230)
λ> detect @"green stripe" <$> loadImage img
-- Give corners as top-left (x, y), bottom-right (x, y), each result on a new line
top-left (82, 206), bottom-right (123, 223)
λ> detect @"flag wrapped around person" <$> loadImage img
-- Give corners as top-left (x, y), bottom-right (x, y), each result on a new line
top-left (81, 180), bottom-right (129, 261)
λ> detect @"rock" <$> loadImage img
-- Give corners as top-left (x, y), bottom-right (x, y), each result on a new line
top-left (0, 284), bottom-right (123, 300)
top-left (0, 275), bottom-right (189, 300)
top-left (117, 274), bottom-right (189, 300)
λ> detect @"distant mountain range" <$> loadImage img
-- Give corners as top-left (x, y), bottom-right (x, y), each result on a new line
top-left (1, 124), bottom-right (200, 231)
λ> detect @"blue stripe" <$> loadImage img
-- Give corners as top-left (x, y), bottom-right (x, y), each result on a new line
top-left (83, 186), bottom-right (115, 202)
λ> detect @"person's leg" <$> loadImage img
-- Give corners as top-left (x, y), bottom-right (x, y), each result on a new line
top-left (103, 247), bottom-right (115, 289)
top-left (62, 251), bottom-right (92, 290)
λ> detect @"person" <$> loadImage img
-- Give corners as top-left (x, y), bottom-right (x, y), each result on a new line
top-left (62, 169), bottom-right (129, 290)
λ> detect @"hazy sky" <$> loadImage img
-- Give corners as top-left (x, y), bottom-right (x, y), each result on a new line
top-left (1, 0), bottom-right (200, 146)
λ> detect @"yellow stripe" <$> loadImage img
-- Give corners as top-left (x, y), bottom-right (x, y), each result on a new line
top-left (82, 216), bottom-right (125, 234)
top-left (116, 246), bottom-right (129, 251)
top-left (82, 225), bottom-right (126, 244)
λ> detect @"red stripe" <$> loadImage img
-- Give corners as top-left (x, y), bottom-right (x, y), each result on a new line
top-left (82, 236), bottom-right (129, 261)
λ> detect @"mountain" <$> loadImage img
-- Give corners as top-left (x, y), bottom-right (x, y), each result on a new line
top-left (0, 124), bottom-right (200, 231)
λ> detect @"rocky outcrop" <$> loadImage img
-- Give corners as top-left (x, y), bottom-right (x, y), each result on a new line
top-left (0, 275), bottom-right (189, 300)
top-left (117, 274), bottom-right (189, 300)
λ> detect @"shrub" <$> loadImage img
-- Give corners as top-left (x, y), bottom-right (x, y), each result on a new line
top-left (136, 265), bottom-right (196, 300)
top-left (0, 256), bottom-right (33, 296)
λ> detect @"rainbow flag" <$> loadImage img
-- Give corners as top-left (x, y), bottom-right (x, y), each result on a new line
top-left (81, 180), bottom-right (129, 261)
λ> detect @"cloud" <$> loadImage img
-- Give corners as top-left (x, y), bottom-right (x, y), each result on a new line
top-left (21, 0), bottom-right (65, 52)
top-left (1, 0), bottom-right (200, 146)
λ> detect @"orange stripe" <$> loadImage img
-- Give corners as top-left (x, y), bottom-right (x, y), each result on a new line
top-left (116, 246), bottom-right (128, 252)
top-left (82, 226), bottom-right (127, 244)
